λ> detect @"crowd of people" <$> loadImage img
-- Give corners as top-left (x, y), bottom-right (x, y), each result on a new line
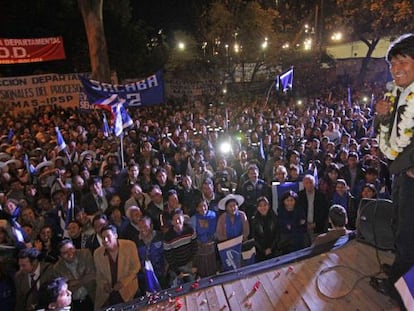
top-left (0, 56), bottom-right (400, 310)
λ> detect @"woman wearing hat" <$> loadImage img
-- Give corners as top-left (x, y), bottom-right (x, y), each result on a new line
top-left (216, 194), bottom-right (249, 242)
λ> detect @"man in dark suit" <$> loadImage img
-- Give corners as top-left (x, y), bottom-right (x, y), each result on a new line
top-left (80, 176), bottom-right (108, 216)
top-left (373, 34), bottom-right (414, 307)
top-left (238, 164), bottom-right (270, 221)
top-left (339, 151), bottom-right (366, 197)
top-left (297, 174), bottom-right (329, 245)
top-left (14, 248), bottom-right (54, 311)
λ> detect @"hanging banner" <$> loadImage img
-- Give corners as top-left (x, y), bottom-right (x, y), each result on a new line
top-left (0, 73), bottom-right (82, 114)
top-left (80, 70), bottom-right (165, 107)
top-left (0, 37), bottom-right (66, 64)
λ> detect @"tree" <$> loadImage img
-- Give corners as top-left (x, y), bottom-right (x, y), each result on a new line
top-left (77, 0), bottom-right (111, 82)
top-left (325, 0), bottom-right (414, 84)
top-left (198, 0), bottom-right (281, 83)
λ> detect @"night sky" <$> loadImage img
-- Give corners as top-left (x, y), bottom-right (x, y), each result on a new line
top-left (130, 0), bottom-right (207, 35)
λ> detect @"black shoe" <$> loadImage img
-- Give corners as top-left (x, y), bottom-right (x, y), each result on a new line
top-left (370, 277), bottom-right (403, 303)
top-left (370, 277), bottom-right (391, 296)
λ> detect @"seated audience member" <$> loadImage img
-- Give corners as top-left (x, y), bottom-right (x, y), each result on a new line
top-left (53, 239), bottom-right (95, 310)
top-left (251, 196), bottom-right (280, 262)
top-left (163, 209), bottom-right (198, 286)
top-left (37, 277), bottom-right (72, 311)
top-left (216, 194), bottom-right (250, 242)
top-left (312, 204), bottom-right (353, 246)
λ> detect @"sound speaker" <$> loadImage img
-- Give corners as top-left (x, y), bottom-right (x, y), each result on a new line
top-left (356, 198), bottom-right (395, 250)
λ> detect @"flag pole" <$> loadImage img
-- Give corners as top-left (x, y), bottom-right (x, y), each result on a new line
top-left (265, 79), bottom-right (276, 107)
top-left (120, 134), bottom-right (125, 169)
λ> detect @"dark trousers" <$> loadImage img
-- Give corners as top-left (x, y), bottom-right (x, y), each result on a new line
top-left (390, 172), bottom-right (414, 283)
top-left (71, 295), bottom-right (94, 311)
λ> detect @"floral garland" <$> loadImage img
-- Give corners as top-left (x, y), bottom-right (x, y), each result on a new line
top-left (378, 87), bottom-right (414, 160)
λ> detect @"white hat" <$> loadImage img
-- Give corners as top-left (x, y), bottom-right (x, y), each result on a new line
top-left (54, 156), bottom-right (68, 165)
top-left (5, 159), bottom-right (22, 167)
top-left (35, 160), bottom-right (55, 172)
top-left (0, 153), bottom-right (11, 161)
top-left (218, 194), bottom-right (244, 211)
top-left (80, 150), bottom-right (96, 162)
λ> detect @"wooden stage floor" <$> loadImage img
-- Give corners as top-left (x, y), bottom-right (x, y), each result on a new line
top-left (121, 238), bottom-right (400, 311)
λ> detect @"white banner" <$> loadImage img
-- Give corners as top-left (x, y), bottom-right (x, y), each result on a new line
top-left (0, 72), bottom-right (84, 114)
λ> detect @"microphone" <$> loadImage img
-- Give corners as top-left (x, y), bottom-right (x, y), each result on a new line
top-left (384, 81), bottom-right (395, 100)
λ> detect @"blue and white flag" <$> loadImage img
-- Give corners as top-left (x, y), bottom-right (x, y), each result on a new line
top-left (7, 128), bottom-right (14, 143)
top-left (347, 87), bottom-right (352, 108)
top-left (89, 93), bottom-right (133, 136)
top-left (55, 127), bottom-right (67, 152)
top-left (369, 93), bottom-right (375, 116)
top-left (276, 68), bottom-right (294, 92)
top-left (258, 138), bottom-right (266, 162)
top-left (79, 71), bottom-right (165, 108)
top-left (272, 181), bottom-right (302, 213)
top-left (144, 260), bottom-right (161, 293)
top-left (395, 265), bottom-right (414, 311)
top-left (217, 235), bottom-right (243, 271)
top-left (102, 113), bottom-right (110, 137)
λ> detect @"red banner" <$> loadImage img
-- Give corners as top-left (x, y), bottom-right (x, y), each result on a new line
top-left (0, 37), bottom-right (66, 64)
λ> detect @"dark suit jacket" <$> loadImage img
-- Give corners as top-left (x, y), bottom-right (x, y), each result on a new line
top-left (14, 261), bottom-right (54, 311)
top-left (339, 165), bottom-right (366, 195)
top-left (52, 249), bottom-right (96, 302)
top-left (120, 223), bottom-right (140, 247)
top-left (80, 192), bottom-right (100, 216)
top-left (297, 189), bottom-right (329, 234)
